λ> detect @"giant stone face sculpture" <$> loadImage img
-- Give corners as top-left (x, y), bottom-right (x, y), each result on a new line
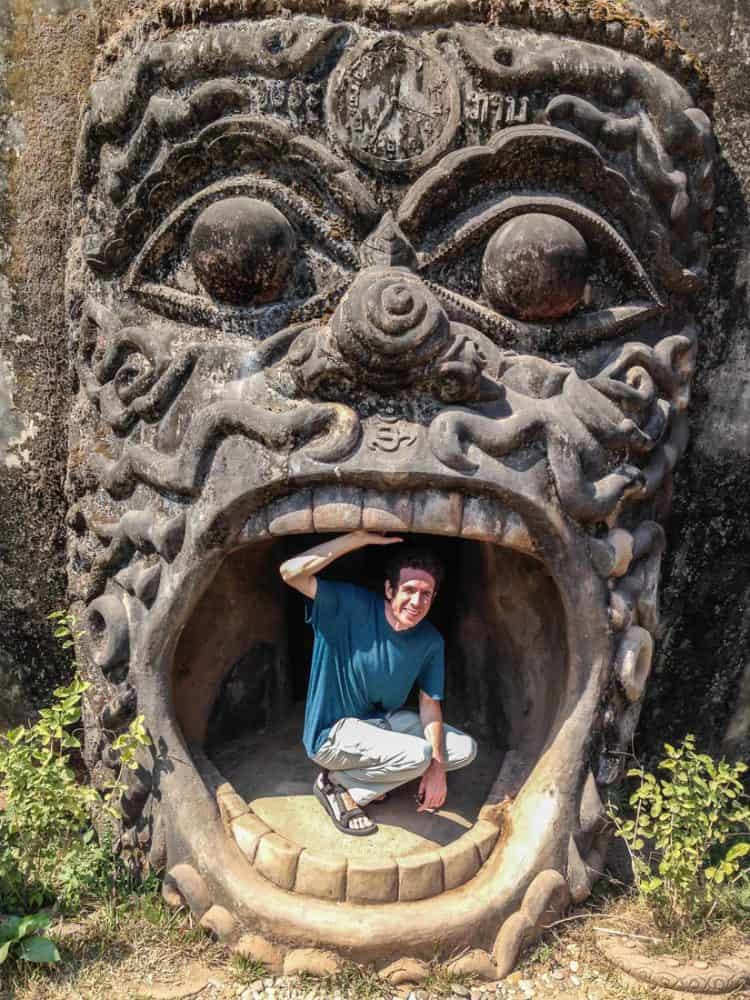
top-left (66, 1), bottom-right (715, 976)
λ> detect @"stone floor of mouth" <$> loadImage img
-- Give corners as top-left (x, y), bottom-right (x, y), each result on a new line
top-left (209, 705), bottom-right (503, 860)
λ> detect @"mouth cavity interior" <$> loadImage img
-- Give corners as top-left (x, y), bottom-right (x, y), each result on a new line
top-left (171, 488), bottom-right (568, 902)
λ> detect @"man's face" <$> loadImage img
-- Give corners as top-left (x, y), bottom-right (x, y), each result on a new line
top-left (385, 568), bottom-right (437, 630)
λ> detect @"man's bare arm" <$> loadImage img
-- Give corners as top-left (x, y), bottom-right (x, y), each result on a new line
top-left (279, 529), bottom-right (402, 599)
top-left (417, 690), bottom-right (447, 811)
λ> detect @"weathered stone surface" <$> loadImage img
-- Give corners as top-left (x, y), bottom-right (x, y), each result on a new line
top-left (441, 838), bottom-right (480, 891)
top-left (379, 957), bottom-right (430, 985)
top-left (163, 865), bottom-right (211, 919)
top-left (4, 0), bottom-right (747, 982)
top-left (254, 833), bottom-right (301, 891)
top-left (447, 950), bottom-right (498, 981)
top-left (347, 858), bottom-right (399, 904)
top-left (216, 782), bottom-right (249, 825)
top-left (362, 490), bottom-right (413, 532)
top-left (233, 932), bottom-right (285, 972)
top-left (282, 948), bottom-right (340, 977)
top-left (0, 0), bottom-right (96, 727)
top-left (198, 904), bottom-right (237, 942)
top-left (397, 851), bottom-right (443, 901)
top-left (312, 486), bottom-right (362, 532)
top-left (466, 820), bottom-right (500, 863)
top-left (231, 813), bottom-right (271, 864)
top-left (411, 491), bottom-right (464, 536)
top-left (294, 850), bottom-right (347, 901)
top-left (267, 493), bottom-right (314, 536)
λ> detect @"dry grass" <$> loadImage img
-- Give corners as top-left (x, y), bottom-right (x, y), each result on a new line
top-left (1, 895), bottom-right (227, 1000)
top-left (582, 892), bottom-right (750, 962)
top-left (2, 882), bottom-right (748, 1000)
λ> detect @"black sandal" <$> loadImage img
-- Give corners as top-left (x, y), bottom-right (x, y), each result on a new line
top-left (313, 773), bottom-right (378, 837)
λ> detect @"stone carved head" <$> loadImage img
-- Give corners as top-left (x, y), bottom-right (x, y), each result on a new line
top-left (66, 1), bottom-right (714, 977)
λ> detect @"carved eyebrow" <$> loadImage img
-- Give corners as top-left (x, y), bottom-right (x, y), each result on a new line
top-left (398, 125), bottom-right (640, 237)
top-left (420, 194), bottom-right (662, 306)
top-left (84, 115), bottom-right (378, 277)
top-left (78, 21), bottom-right (351, 192)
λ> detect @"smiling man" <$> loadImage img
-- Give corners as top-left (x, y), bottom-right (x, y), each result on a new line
top-left (280, 530), bottom-right (477, 835)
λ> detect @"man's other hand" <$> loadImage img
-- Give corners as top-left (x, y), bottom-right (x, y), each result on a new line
top-left (417, 758), bottom-right (447, 812)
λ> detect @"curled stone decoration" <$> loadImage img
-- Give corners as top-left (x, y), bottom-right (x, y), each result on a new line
top-left (596, 933), bottom-right (750, 995)
top-left (85, 594), bottom-right (130, 683)
top-left (65, 1), bottom-right (716, 983)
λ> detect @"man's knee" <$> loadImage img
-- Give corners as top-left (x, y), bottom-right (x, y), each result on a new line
top-left (447, 731), bottom-right (477, 769)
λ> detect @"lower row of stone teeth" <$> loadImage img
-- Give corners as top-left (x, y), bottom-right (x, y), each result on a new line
top-left (216, 780), bottom-right (501, 904)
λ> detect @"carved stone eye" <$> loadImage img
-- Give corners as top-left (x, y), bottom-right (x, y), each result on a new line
top-left (189, 197), bottom-right (296, 305)
top-left (481, 213), bottom-right (590, 321)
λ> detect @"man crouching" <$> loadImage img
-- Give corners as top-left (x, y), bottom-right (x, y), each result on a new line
top-left (279, 530), bottom-right (477, 836)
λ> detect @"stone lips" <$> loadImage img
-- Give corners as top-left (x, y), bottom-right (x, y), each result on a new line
top-left (64, 4), bottom-right (715, 982)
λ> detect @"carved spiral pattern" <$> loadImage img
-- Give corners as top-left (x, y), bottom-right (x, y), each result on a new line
top-left (334, 271), bottom-right (450, 385)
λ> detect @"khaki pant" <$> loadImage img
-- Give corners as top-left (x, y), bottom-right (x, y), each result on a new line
top-left (311, 709), bottom-right (477, 806)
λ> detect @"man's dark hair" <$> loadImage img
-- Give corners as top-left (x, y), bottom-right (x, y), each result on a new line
top-left (384, 546), bottom-right (445, 592)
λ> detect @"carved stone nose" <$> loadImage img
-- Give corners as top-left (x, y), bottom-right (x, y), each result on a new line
top-left (331, 267), bottom-right (450, 389)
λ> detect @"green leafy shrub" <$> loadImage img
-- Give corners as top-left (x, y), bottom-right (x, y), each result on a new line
top-left (0, 914), bottom-right (60, 965)
top-left (0, 611), bottom-right (151, 913)
top-left (610, 735), bottom-right (750, 937)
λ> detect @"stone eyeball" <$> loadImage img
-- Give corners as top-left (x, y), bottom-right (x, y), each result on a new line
top-left (481, 213), bottom-right (589, 321)
top-left (189, 197), bottom-right (296, 306)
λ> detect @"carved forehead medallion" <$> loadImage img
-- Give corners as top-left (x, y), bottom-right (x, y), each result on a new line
top-left (67, 1), bottom-right (715, 983)
top-left (326, 35), bottom-right (461, 173)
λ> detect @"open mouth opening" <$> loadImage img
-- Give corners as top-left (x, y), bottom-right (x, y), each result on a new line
top-left (169, 488), bottom-right (568, 902)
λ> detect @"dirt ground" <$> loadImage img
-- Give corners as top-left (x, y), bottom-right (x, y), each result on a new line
top-left (2, 892), bottom-right (748, 1000)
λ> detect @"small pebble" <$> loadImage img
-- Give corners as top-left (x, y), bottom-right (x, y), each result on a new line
top-left (452, 987), bottom-right (470, 998)
top-left (470, 989), bottom-right (485, 1000)
top-left (551, 968), bottom-right (565, 979)
top-left (569, 960), bottom-right (579, 972)
top-left (571, 975), bottom-right (581, 986)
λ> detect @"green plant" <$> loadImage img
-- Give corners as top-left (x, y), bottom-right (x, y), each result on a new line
top-left (609, 735), bottom-right (750, 936)
top-left (0, 913), bottom-right (60, 965)
top-left (0, 610), bottom-right (152, 913)
top-left (231, 954), bottom-right (269, 984)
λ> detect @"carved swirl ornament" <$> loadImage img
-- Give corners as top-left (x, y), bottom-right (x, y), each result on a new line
top-left (326, 36), bottom-right (461, 174)
top-left (333, 269), bottom-right (450, 380)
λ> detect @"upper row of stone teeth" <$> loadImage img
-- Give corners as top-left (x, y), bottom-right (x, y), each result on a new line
top-left (239, 487), bottom-right (535, 553)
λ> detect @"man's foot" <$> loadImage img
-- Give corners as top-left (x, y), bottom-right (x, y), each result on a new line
top-left (313, 773), bottom-right (377, 836)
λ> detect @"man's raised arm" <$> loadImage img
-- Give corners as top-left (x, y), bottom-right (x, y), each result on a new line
top-left (279, 530), bottom-right (402, 599)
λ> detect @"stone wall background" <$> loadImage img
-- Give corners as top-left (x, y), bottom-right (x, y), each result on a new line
top-left (0, 0), bottom-right (95, 726)
top-left (0, 0), bottom-right (747, 762)
top-left (634, 0), bottom-right (750, 763)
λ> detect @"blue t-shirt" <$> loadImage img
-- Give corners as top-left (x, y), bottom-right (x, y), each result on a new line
top-left (302, 579), bottom-right (444, 756)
